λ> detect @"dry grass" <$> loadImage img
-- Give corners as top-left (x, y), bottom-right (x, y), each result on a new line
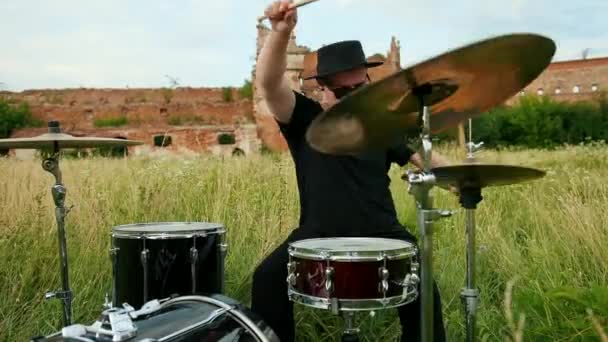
top-left (0, 143), bottom-right (606, 341)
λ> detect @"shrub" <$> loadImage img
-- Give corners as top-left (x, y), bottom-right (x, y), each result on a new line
top-left (470, 95), bottom-right (608, 148)
top-left (94, 117), bottom-right (128, 128)
top-left (222, 87), bottom-right (233, 102)
top-left (238, 79), bottom-right (253, 100)
top-left (0, 99), bottom-right (43, 138)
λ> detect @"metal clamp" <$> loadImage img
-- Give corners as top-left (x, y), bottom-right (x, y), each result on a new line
top-left (190, 246), bottom-right (199, 293)
top-left (286, 261), bottom-right (297, 287)
top-left (140, 248), bottom-right (150, 303)
top-left (378, 267), bottom-right (389, 296)
top-left (324, 264), bottom-right (340, 315)
top-left (460, 288), bottom-right (480, 315)
top-left (324, 266), bottom-right (335, 294)
top-left (45, 290), bottom-right (72, 301)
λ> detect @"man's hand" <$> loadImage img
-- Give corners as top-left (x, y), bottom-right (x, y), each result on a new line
top-left (264, 0), bottom-right (298, 33)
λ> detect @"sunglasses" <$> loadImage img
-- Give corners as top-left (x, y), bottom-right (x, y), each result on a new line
top-left (328, 81), bottom-right (367, 99)
top-left (322, 74), bottom-right (371, 99)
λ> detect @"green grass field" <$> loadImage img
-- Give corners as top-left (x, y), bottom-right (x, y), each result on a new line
top-left (0, 144), bottom-right (607, 341)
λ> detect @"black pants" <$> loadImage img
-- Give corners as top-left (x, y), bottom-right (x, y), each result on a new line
top-left (251, 228), bottom-right (447, 342)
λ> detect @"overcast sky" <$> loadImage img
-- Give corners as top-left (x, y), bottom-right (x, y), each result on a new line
top-left (1, 0), bottom-right (606, 91)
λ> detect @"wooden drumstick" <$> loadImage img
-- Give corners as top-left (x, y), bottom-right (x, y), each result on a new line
top-left (257, 0), bottom-right (320, 23)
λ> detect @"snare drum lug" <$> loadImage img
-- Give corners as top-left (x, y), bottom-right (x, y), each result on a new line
top-left (378, 267), bottom-right (389, 295)
top-left (324, 266), bottom-right (335, 295)
top-left (190, 247), bottom-right (199, 293)
top-left (286, 262), bottom-right (297, 287)
top-left (140, 249), bottom-right (150, 303)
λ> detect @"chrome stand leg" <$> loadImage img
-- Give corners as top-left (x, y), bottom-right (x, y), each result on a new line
top-left (405, 87), bottom-right (452, 342)
top-left (459, 187), bottom-right (483, 342)
top-left (341, 312), bottom-right (359, 342)
top-left (42, 147), bottom-right (73, 327)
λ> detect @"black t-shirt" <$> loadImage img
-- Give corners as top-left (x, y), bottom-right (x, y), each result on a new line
top-left (276, 91), bottom-right (415, 236)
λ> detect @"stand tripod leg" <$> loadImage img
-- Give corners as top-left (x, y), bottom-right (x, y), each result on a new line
top-left (341, 312), bottom-right (359, 342)
top-left (459, 187), bottom-right (483, 342)
top-left (42, 153), bottom-right (73, 327)
top-left (462, 208), bottom-right (479, 342)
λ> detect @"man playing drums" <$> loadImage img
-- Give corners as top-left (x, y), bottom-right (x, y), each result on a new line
top-left (252, 1), bottom-right (454, 340)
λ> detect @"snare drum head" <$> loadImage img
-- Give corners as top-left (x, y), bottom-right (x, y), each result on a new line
top-left (289, 237), bottom-right (416, 260)
top-left (112, 222), bottom-right (224, 238)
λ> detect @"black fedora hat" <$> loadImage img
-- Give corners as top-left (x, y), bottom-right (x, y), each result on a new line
top-left (303, 40), bottom-right (383, 80)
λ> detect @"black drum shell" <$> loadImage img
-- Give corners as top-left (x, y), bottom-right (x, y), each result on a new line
top-left (112, 232), bottom-right (224, 309)
top-left (33, 295), bottom-right (279, 342)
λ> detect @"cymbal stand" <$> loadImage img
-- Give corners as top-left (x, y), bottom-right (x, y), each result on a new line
top-left (405, 86), bottom-right (452, 342)
top-left (460, 119), bottom-right (484, 342)
top-left (42, 122), bottom-right (73, 327)
top-left (340, 312), bottom-right (359, 342)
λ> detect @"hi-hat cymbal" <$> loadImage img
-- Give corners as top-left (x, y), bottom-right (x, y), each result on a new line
top-left (431, 163), bottom-right (546, 189)
top-left (306, 33), bottom-right (556, 155)
top-left (0, 122), bottom-right (143, 149)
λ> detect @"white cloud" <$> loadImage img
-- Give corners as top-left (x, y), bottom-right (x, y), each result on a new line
top-left (0, 0), bottom-right (606, 91)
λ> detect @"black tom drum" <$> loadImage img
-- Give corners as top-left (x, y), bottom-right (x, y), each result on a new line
top-left (110, 222), bottom-right (227, 309)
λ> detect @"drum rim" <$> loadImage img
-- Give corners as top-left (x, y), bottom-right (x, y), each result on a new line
top-left (112, 221), bottom-right (226, 239)
top-left (288, 237), bottom-right (417, 261)
top-left (288, 289), bottom-right (418, 311)
top-left (160, 295), bottom-right (274, 342)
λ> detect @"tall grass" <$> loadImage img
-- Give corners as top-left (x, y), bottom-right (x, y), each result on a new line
top-left (0, 144), bottom-right (606, 341)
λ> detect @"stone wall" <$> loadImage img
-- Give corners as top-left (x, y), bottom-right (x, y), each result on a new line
top-left (1, 87), bottom-right (261, 156)
top-left (507, 57), bottom-right (608, 105)
top-left (10, 124), bottom-right (259, 159)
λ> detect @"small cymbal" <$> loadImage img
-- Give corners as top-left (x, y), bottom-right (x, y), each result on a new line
top-left (0, 121), bottom-right (143, 149)
top-left (431, 163), bottom-right (546, 189)
top-left (0, 133), bottom-right (143, 149)
top-left (306, 33), bottom-right (556, 155)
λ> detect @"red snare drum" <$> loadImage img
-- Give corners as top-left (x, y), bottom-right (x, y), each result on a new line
top-left (287, 237), bottom-right (420, 313)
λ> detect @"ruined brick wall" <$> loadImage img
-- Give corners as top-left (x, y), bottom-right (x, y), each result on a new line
top-left (2, 87), bottom-right (261, 156)
top-left (506, 57), bottom-right (608, 105)
top-left (0, 87), bottom-right (254, 129)
top-left (11, 124), bottom-right (260, 158)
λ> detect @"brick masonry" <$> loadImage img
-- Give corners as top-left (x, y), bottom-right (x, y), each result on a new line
top-left (2, 25), bottom-right (606, 156)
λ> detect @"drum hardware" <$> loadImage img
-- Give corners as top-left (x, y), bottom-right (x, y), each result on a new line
top-left (41, 144), bottom-right (74, 328)
top-left (341, 312), bottom-right (360, 342)
top-left (109, 247), bottom-right (119, 309)
top-left (36, 295), bottom-right (280, 341)
top-left (158, 295), bottom-right (278, 342)
top-left (404, 88), bottom-right (454, 342)
top-left (189, 245), bottom-right (199, 293)
top-left (111, 222), bottom-right (227, 309)
top-left (0, 121), bottom-right (142, 328)
top-left (140, 246), bottom-right (151, 303)
top-left (219, 235), bottom-right (228, 293)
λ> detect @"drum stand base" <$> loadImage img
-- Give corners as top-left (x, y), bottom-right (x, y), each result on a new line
top-left (458, 186), bottom-right (483, 342)
top-left (340, 312), bottom-right (359, 342)
top-left (405, 87), bottom-right (452, 342)
top-left (42, 144), bottom-right (74, 328)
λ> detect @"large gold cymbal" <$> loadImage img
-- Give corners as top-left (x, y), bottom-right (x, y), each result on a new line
top-left (432, 163), bottom-right (546, 189)
top-left (306, 33), bottom-right (556, 155)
